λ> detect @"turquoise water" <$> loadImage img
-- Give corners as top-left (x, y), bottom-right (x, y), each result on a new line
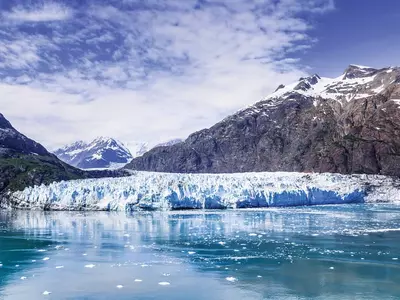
top-left (1, 204), bottom-right (400, 299)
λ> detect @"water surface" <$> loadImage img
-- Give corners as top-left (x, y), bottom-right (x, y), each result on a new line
top-left (1, 204), bottom-right (400, 299)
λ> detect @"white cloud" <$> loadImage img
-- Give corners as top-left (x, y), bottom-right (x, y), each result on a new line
top-left (3, 3), bottom-right (73, 23)
top-left (0, 0), bottom-right (335, 150)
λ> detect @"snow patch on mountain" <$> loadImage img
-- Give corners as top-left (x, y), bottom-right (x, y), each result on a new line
top-left (9, 171), bottom-right (400, 211)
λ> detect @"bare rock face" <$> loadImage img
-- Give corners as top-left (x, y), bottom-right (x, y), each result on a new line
top-left (126, 65), bottom-right (400, 176)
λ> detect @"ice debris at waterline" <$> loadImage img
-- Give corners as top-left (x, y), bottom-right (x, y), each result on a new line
top-left (8, 171), bottom-right (400, 211)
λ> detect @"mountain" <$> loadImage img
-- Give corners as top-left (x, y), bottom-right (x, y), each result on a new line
top-left (0, 114), bottom-right (127, 207)
top-left (126, 65), bottom-right (400, 176)
top-left (54, 137), bottom-right (133, 169)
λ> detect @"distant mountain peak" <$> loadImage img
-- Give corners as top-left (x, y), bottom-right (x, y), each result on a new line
top-left (54, 137), bottom-right (134, 170)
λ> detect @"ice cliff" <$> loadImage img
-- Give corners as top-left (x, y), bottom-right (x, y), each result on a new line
top-left (7, 171), bottom-right (400, 211)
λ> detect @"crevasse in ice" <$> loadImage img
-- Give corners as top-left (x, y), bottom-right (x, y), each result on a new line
top-left (9, 171), bottom-right (400, 211)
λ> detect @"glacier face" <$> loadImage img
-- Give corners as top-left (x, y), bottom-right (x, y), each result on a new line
top-left (9, 171), bottom-right (400, 211)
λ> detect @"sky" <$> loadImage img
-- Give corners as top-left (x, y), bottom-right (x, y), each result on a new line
top-left (0, 0), bottom-right (399, 151)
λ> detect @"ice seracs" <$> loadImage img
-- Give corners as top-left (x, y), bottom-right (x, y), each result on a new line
top-left (9, 171), bottom-right (400, 211)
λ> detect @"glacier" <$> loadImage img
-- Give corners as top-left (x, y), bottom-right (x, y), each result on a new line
top-left (7, 171), bottom-right (400, 211)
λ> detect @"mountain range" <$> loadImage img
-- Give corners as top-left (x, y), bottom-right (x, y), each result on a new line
top-left (2, 64), bottom-right (400, 205)
top-left (54, 138), bottom-right (183, 170)
top-left (126, 65), bottom-right (400, 176)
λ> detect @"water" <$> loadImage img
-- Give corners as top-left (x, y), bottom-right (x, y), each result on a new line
top-left (1, 204), bottom-right (400, 299)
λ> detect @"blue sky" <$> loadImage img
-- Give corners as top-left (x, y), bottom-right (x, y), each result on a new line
top-left (303, 0), bottom-right (400, 76)
top-left (0, 0), bottom-right (397, 150)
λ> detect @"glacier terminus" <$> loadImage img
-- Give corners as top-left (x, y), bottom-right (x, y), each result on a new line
top-left (9, 171), bottom-right (400, 211)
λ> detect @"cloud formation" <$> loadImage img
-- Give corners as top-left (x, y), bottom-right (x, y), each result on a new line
top-left (0, 0), bottom-right (335, 150)
top-left (3, 2), bottom-right (73, 22)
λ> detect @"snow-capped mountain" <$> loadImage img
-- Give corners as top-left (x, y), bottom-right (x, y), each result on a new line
top-left (126, 65), bottom-right (400, 176)
top-left (54, 137), bottom-right (133, 169)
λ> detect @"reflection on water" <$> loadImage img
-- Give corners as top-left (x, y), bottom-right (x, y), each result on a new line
top-left (1, 204), bottom-right (400, 299)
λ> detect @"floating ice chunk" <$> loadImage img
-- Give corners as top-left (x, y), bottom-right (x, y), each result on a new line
top-left (226, 277), bottom-right (237, 282)
top-left (134, 279), bottom-right (142, 282)
top-left (116, 285), bottom-right (123, 289)
top-left (85, 264), bottom-right (96, 268)
top-left (43, 291), bottom-right (51, 296)
top-left (188, 251), bottom-right (196, 255)
top-left (158, 282), bottom-right (170, 286)
top-left (55, 266), bottom-right (64, 269)
top-left (329, 267), bottom-right (335, 270)
top-left (43, 257), bottom-right (50, 261)
top-left (392, 258), bottom-right (398, 260)
top-left (20, 276), bottom-right (27, 280)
